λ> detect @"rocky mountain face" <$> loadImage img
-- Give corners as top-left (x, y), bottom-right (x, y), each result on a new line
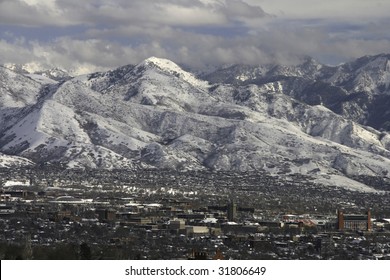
top-left (203, 54), bottom-right (390, 131)
top-left (1, 55), bottom-right (390, 190)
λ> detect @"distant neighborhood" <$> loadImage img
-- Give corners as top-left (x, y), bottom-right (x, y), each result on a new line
top-left (1, 167), bottom-right (390, 260)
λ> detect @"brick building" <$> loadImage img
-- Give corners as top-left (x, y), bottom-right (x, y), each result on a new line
top-left (337, 209), bottom-right (372, 231)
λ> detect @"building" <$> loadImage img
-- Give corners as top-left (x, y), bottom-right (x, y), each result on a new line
top-left (4, 190), bottom-right (34, 199)
top-left (0, 194), bottom-right (11, 202)
top-left (374, 218), bottom-right (390, 230)
top-left (227, 201), bottom-right (237, 221)
top-left (185, 226), bottom-right (209, 237)
top-left (169, 219), bottom-right (186, 230)
top-left (189, 249), bottom-right (208, 260)
top-left (337, 209), bottom-right (372, 231)
top-left (96, 208), bottom-right (117, 222)
top-left (0, 204), bottom-right (15, 214)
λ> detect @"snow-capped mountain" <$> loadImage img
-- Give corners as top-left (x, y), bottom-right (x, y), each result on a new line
top-left (34, 68), bottom-right (72, 82)
top-left (1, 55), bottom-right (390, 191)
top-left (203, 54), bottom-right (390, 131)
top-left (3, 63), bottom-right (72, 82)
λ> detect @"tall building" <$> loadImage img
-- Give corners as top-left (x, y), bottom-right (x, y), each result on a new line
top-left (337, 209), bottom-right (372, 231)
top-left (227, 201), bottom-right (237, 221)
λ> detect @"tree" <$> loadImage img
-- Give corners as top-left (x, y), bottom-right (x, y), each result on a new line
top-left (80, 242), bottom-right (92, 260)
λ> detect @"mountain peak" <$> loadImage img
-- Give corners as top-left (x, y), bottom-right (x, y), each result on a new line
top-left (137, 57), bottom-right (209, 88)
top-left (2, 54), bottom-right (390, 191)
top-left (35, 67), bottom-right (72, 81)
top-left (140, 57), bottom-right (183, 72)
top-left (2, 63), bottom-right (30, 74)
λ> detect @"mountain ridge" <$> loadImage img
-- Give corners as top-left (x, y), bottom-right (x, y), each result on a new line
top-left (202, 53), bottom-right (390, 131)
top-left (1, 55), bottom-right (390, 191)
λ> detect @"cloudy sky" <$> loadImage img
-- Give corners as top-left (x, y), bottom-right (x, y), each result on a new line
top-left (1, 0), bottom-right (390, 74)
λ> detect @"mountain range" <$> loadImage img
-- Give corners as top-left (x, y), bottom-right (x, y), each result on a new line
top-left (1, 54), bottom-right (390, 191)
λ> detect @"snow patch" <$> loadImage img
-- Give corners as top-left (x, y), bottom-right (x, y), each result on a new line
top-left (140, 57), bottom-right (209, 89)
top-left (4, 180), bottom-right (30, 187)
top-left (314, 175), bottom-right (380, 193)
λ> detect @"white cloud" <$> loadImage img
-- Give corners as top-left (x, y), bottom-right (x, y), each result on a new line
top-left (0, 0), bottom-right (389, 72)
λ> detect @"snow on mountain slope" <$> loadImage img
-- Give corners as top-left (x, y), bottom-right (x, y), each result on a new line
top-left (77, 57), bottom-right (214, 115)
top-left (2, 56), bottom-right (390, 191)
top-left (139, 57), bottom-right (210, 89)
top-left (0, 66), bottom-right (54, 153)
top-left (203, 54), bottom-right (390, 131)
top-left (0, 66), bottom-right (43, 108)
top-left (34, 68), bottom-right (72, 81)
top-left (325, 54), bottom-right (390, 95)
top-left (25, 74), bottom-right (57, 85)
top-left (0, 153), bottom-right (33, 168)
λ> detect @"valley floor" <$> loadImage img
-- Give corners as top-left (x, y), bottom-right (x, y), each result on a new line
top-left (1, 168), bottom-right (390, 260)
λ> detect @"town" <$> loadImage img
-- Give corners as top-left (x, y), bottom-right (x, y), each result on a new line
top-left (1, 166), bottom-right (390, 260)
